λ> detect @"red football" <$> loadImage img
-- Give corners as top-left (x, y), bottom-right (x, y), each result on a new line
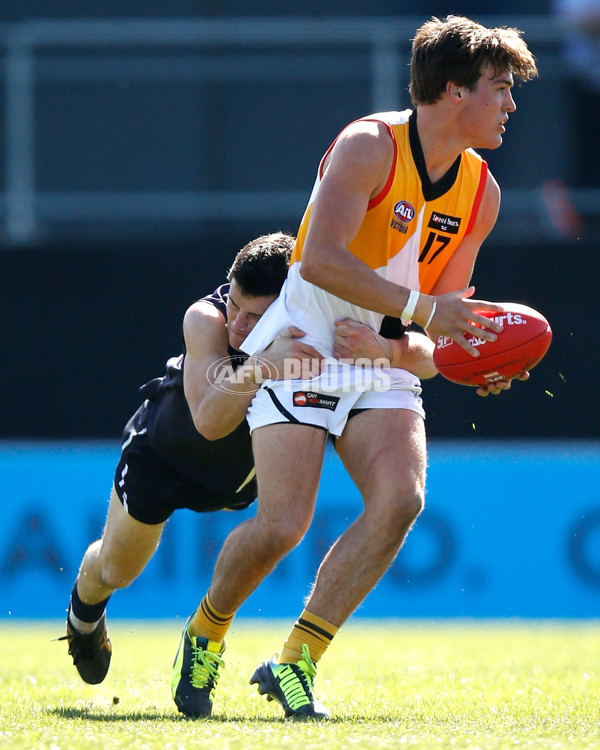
top-left (432, 302), bottom-right (552, 386)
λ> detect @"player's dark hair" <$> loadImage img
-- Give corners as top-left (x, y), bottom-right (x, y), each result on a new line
top-left (227, 232), bottom-right (294, 297)
top-left (410, 15), bottom-right (538, 105)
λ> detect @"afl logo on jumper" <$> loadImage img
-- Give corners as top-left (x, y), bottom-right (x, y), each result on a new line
top-left (391, 200), bottom-right (415, 234)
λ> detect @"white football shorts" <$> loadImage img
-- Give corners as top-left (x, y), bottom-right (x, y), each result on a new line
top-left (247, 360), bottom-right (425, 437)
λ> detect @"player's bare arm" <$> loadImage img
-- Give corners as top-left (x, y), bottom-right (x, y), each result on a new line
top-left (300, 121), bottom-right (408, 313)
top-left (183, 300), bottom-right (255, 440)
top-left (299, 122), bottom-right (503, 351)
top-left (183, 302), bottom-right (325, 440)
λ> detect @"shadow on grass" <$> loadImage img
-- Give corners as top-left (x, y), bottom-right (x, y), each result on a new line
top-left (49, 706), bottom-right (341, 724)
top-left (50, 707), bottom-right (180, 723)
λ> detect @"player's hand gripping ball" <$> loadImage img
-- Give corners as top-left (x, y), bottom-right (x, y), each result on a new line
top-left (433, 303), bottom-right (552, 387)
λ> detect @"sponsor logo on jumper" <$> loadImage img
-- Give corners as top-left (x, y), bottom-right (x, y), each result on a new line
top-left (293, 391), bottom-right (340, 411)
top-left (428, 212), bottom-right (461, 234)
top-left (391, 200), bottom-right (415, 234)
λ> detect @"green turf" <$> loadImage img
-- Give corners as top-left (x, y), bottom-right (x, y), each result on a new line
top-left (1, 619), bottom-right (598, 749)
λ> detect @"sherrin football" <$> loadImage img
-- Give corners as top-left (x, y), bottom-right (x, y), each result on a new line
top-left (433, 303), bottom-right (552, 386)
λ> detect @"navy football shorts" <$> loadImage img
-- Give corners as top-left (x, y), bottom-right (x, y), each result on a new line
top-left (113, 402), bottom-right (255, 525)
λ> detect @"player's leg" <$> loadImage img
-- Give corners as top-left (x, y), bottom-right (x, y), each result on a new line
top-left (306, 407), bottom-right (426, 624)
top-left (243, 424), bottom-right (336, 720)
top-left (175, 423), bottom-right (325, 719)
top-left (196, 423), bottom-right (326, 620)
top-left (275, 408), bottom-right (425, 685)
top-left (76, 485), bottom-right (165, 603)
top-left (63, 486), bottom-right (165, 684)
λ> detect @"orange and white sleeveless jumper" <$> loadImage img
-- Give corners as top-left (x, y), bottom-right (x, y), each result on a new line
top-left (242, 109), bottom-right (488, 358)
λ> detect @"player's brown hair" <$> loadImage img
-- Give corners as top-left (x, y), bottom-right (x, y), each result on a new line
top-left (409, 15), bottom-right (538, 105)
top-left (227, 232), bottom-right (294, 297)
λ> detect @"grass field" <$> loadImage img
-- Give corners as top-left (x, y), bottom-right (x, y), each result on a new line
top-left (1, 619), bottom-right (599, 749)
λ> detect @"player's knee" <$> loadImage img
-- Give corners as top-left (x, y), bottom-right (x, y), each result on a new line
top-left (98, 560), bottom-right (137, 590)
top-left (379, 483), bottom-right (425, 533)
top-left (257, 517), bottom-right (310, 559)
top-left (271, 526), bottom-right (307, 556)
top-left (401, 485), bottom-right (425, 523)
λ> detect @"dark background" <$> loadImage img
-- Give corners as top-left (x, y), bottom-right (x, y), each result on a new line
top-left (0, 1), bottom-right (552, 21)
top-left (1, 1), bottom-right (596, 440)
top-left (4, 234), bottom-right (593, 440)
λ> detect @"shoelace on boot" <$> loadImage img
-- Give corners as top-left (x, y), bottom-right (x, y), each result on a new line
top-left (190, 644), bottom-right (224, 688)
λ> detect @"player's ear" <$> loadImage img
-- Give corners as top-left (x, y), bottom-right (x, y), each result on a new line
top-left (447, 81), bottom-right (463, 101)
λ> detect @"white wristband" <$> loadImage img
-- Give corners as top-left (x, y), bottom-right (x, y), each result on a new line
top-left (400, 289), bottom-right (420, 321)
top-left (423, 299), bottom-right (437, 329)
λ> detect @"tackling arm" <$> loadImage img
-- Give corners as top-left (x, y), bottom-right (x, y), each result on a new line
top-left (333, 319), bottom-right (437, 380)
top-left (183, 303), bottom-right (326, 441)
top-left (183, 301), bottom-right (256, 441)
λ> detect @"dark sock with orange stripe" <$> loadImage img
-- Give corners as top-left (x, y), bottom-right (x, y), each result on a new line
top-left (278, 609), bottom-right (339, 664)
top-left (188, 591), bottom-right (235, 643)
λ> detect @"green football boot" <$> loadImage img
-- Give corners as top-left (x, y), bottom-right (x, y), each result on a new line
top-left (249, 643), bottom-right (329, 720)
top-left (171, 614), bottom-right (225, 718)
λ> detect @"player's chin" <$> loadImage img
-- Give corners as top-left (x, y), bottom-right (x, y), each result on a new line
top-left (481, 136), bottom-right (503, 150)
top-left (228, 331), bottom-right (245, 350)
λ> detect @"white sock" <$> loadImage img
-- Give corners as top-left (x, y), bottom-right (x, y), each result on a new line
top-left (69, 610), bottom-right (102, 634)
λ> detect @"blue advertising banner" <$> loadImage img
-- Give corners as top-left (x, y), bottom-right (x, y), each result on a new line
top-left (1, 440), bottom-right (599, 620)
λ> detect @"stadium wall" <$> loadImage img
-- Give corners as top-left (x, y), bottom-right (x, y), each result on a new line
top-left (2, 439), bottom-right (599, 620)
